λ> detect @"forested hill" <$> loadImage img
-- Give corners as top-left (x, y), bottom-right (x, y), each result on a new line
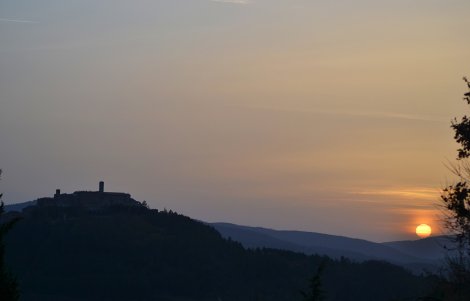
top-left (4, 204), bottom-right (433, 301)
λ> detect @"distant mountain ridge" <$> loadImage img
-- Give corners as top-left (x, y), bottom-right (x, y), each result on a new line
top-left (3, 200), bottom-right (433, 301)
top-left (6, 200), bottom-right (451, 272)
top-left (4, 200), bottom-right (35, 212)
top-left (6, 200), bottom-right (451, 273)
top-left (384, 236), bottom-right (454, 261)
top-left (210, 222), bottom-right (451, 273)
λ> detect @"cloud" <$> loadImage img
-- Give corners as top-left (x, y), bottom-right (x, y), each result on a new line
top-left (210, 0), bottom-right (251, 4)
top-left (227, 103), bottom-right (447, 123)
top-left (0, 18), bottom-right (36, 24)
top-left (353, 187), bottom-right (439, 201)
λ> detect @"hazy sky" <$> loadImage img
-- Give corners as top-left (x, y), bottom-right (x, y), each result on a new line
top-left (1, 0), bottom-right (470, 241)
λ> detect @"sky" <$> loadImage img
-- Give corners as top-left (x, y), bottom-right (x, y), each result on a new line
top-left (1, 0), bottom-right (470, 242)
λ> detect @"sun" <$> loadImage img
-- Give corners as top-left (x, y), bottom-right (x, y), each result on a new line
top-left (415, 224), bottom-right (432, 238)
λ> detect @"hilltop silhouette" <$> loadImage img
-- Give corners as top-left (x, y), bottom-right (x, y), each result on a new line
top-left (3, 184), bottom-right (435, 301)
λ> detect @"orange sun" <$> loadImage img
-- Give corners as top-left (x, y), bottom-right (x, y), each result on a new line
top-left (415, 224), bottom-right (432, 238)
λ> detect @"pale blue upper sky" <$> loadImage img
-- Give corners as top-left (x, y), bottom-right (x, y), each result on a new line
top-left (1, 0), bottom-right (470, 241)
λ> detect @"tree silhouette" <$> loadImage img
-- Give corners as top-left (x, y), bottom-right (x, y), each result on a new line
top-left (438, 78), bottom-right (470, 299)
top-left (0, 170), bottom-right (20, 301)
top-left (301, 260), bottom-right (327, 301)
top-left (452, 77), bottom-right (470, 159)
top-left (443, 78), bottom-right (470, 255)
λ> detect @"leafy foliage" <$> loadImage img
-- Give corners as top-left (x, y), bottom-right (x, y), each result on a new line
top-left (452, 77), bottom-right (470, 159)
top-left (441, 181), bottom-right (470, 256)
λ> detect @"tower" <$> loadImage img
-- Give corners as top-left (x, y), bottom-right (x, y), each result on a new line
top-left (99, 181), bottom-right (104, 193)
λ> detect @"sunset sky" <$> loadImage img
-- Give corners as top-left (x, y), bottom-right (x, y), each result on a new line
top-left (1, 0), bottom-right (470, 241)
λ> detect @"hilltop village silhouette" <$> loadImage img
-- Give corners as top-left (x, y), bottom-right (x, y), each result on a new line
top-left (36, 181), bottom-right (141, 210)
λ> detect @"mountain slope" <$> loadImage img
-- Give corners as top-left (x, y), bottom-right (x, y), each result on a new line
top-left (3, 203), bottom-right (433, 301)
top-left (211, 222), bottom-right (443, 270)
top-left (4, 200), bottom-right (35, 212)
top-left (384, 236), bottom-right (454, 261)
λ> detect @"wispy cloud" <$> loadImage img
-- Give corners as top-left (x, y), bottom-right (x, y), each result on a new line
top-left (0, 18), bottom-right (37, 24)
top-left (227, 104), bottom-right (447, 123)
top-left (353, 187), bottom-right (439, 201)
top-left (210, 0), bottom-right (251, 4)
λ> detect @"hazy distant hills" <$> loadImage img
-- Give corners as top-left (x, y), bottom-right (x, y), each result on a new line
top-left (5, 202), bottom-right (451, 271)
top-left (4, 200), bottom-right (35, 212)
top-left (384, 236), bottom-right (454, 262)
top-left (211, 223), bottom-right (450, 272)
top-left (3, 202), bottom-right (434, 301)
top-left (6, 202), bottom-right (451, 271)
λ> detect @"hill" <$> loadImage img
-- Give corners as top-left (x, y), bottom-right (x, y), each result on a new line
top-left (4, 201), bottom-right (35, 213)
top-left (3, 201), bottom-right (434, 300)
top-left (384, 236), bottom-right (453, 261)
top-left (211, 223), bottom-right (448, 273)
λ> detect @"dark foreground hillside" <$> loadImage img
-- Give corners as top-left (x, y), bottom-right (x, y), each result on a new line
top-left (4, 204), bottom-right (433, 301)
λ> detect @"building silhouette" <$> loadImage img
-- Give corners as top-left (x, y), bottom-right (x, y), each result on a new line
top-left (37, 181), bottom-right (140, 210)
